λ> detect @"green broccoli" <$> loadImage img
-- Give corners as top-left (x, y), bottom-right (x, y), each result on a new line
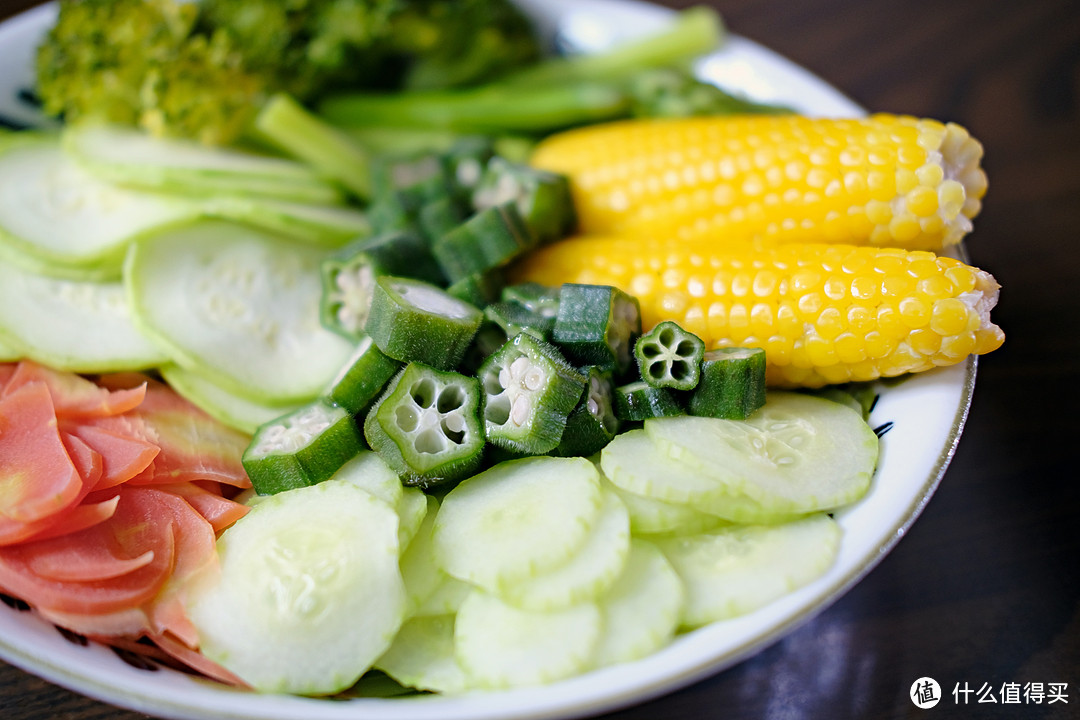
top-left (35, 0), bottom-right (541, 146)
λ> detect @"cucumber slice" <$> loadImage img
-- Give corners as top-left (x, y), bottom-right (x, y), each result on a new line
top-left (433, 456), bottom-right (603, 593)
top-left (125, 220), bottom-right (355, 403)
top-left (0, 261), bottom-right (167, 372)
top-left (186, 480), bottom-right (408, 694)
top-left (159, 364), bottom-right (301, 435)
top-left (202, 195), bottom-right (371, 248)
top-left (398, 495), bottom-right (443, 612)
top-left (0, 335), bottom-right (18, 362)
top-left (454, 590), bottom-right (601, 689)
top-left (600, 477), bottom-right (724, 536)
top-left (332, 450), bottom-right (404, 509)
top-left (593, 539), bottom-right (684, 667)
top-left (499, 488), bottom-right (630, 612)
top-left (375, 614), bottom-right (468, 695)
top-left (397, 487), bottom-right (430, 552)
top-left (63, 124), bottom-right (344, 204)
top-left (653, 514), bottom-right (842, 628)
top-left (600, 428), bottom-right (790, 524)
top-left (0, 136), bottom-right (199, 272)
top-left (645, 392), bottom-right (879, 514)
top-left (415, 575), bottom-right (472, 618)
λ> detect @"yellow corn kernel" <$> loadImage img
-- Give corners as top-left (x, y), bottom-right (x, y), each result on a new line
top-left (512, 239), bottom-right (1003, 388)
top-left (531, 114), bottom-right (987, 252)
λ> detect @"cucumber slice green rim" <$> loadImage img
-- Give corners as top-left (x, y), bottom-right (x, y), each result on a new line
top-left (645, 391), bottom-right (880, 515)
top-left (0, 136), bottom-right (200, 271)
top-left (124, 220), bottom-right (356, 404)
top-left (186, 480), bottom-right (407, 695)
top-left (433, 456), bottom-right (604, 592)
top-left (0, 261), bottom-right (168, 372)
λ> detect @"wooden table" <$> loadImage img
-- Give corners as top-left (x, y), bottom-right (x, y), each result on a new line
top-left (0, 0), bottom-right (1077, 718)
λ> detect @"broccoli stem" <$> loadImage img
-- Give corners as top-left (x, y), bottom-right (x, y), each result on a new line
top-left (491, 6), bottom-right (724, 91)
top-left (254, 93), bottom-right (373, 201)
top-left (318, 82), bottom-right (630, 134)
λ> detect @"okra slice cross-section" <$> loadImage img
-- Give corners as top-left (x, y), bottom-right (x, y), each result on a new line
top-left (323, 334), bottom-right (401, 416)
top-left (687, 347), bottom-right (767, 420)
top-left (554, 366), bottom-right (620, 458)
top-left (472, 157), bottom-right (576, 245)
top-left (552, 283), bottom-right (642, 376)
top-left (364, 363), bottom-right (484, 488)
top-left (319, 231), bottom-right (441, 340)
top-left (478, 333), bottom-right (587, 455)
top-left (242, 399), bottom-right (365, 495)
top-left (613, 381), bottom-right (684, 422)
top-left (634, 320), bottom-right (706, 391)
top-left (365, 275), bottom-right (484, 370)
top-left (432, 203), bottom-right (537, 283)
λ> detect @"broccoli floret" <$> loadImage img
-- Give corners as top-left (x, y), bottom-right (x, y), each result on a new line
top-left (36, 0), bottom-right (267, 145)
top-left (35, 0), bottom-right (541, 146)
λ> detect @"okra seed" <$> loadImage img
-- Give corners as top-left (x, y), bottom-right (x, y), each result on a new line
top-left (523, 368), bottom-right (544, 391)
top-left (510, 395), bottom-right (530, 426)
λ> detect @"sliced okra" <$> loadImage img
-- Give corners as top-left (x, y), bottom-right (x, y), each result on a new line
top-left (687, 347), bottom-right (767, 420)
top-left (478, 332), bottom-right (587, 455)
top-left (323, 334), bottom-right (401, 415)
top-left (483, 301), bottom-right (555, 342)
top-left (613, 380), bottom-right (683, 422)
top-left (371, 153), bottom-right (455, 213)
top-left (242, 399), bottom-right (365, 495)
top-left (472, 157), bottom-right (576, 244)
top-left (501, 281), bottom-right (561, 320)
top-left (553, 366), bottom-right (620, 458)
top-left (432, 202), bottom-right (537, 283)
top-left (365, 275), bottom-right (483, 370)
top-left (634, 320), bottom-right (706, 391)
top-left (445, 267), bottom-right (505, 308)
top-left (320, 231), bottom-right (442, 340)
top-left (364, 363), bottom-right (484, 488)
top-left (457, 321), bottom-right (510, 377)
top-left (443, 136), bottom-right (496, 202)
top-left (418, 196), bottom-right (467, 243)
top-left (552, 283), bottom-right (641, 376)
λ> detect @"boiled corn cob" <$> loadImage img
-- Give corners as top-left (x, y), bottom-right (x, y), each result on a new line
top-left (511, 239), bottom-right (1003, 387)
top-left (530, 114), bottom-right (987, 252)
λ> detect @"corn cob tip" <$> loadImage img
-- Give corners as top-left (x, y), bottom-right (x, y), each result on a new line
top-left (530, 113), bottom-right (988, 252)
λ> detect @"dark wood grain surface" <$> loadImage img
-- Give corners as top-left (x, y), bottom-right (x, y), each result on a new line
top-left (0, 1), bottom-right (1077, 718)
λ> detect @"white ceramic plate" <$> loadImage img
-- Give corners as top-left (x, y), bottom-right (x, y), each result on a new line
top-left (0, 1), bottom-right (976, 719)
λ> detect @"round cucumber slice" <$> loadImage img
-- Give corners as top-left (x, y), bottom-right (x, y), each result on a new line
top-left (0, 261), bottom-right (167, 372)
top-left (375, 614), bottom-right (468, 695)
top-left (125, 220), bottom-right (356, 404)
top-left (593, 539), bottom-right (684, 667)
top-left (186, 480), bottom-right (408, 695)
top-left (645, 392), bottom-right (879, 515)
top-left (159, 364), bottom-right (301, 435)
top-left (454, 590), bottom-right (601, 689)
top-left (653, 513), bottom-right (842, 628)
top-left (498, 488), bottom-right (631, 612)
top-left (433, 456), bottom-right (603, 593)
top-left (0, 137), bottom-right (198, 270)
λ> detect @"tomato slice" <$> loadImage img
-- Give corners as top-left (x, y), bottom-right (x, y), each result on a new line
top-left (2, 361), bottom-right (146, 420)
top-left (0, 382), bottom-right (82, 524)
top-left (15, 496), bottom-right (121, 545)
top-left (0, 362), bottom-right (15, 390)
top-left (0, 487), bottom-right (176, 615)
top-left (38, 605), bottom-right (151, 639)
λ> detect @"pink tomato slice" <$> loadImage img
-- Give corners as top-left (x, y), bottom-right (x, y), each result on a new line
top-left (65, 424), bottom-right (159, 492)
top-left (152, 482), bottom-right (250, 533)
